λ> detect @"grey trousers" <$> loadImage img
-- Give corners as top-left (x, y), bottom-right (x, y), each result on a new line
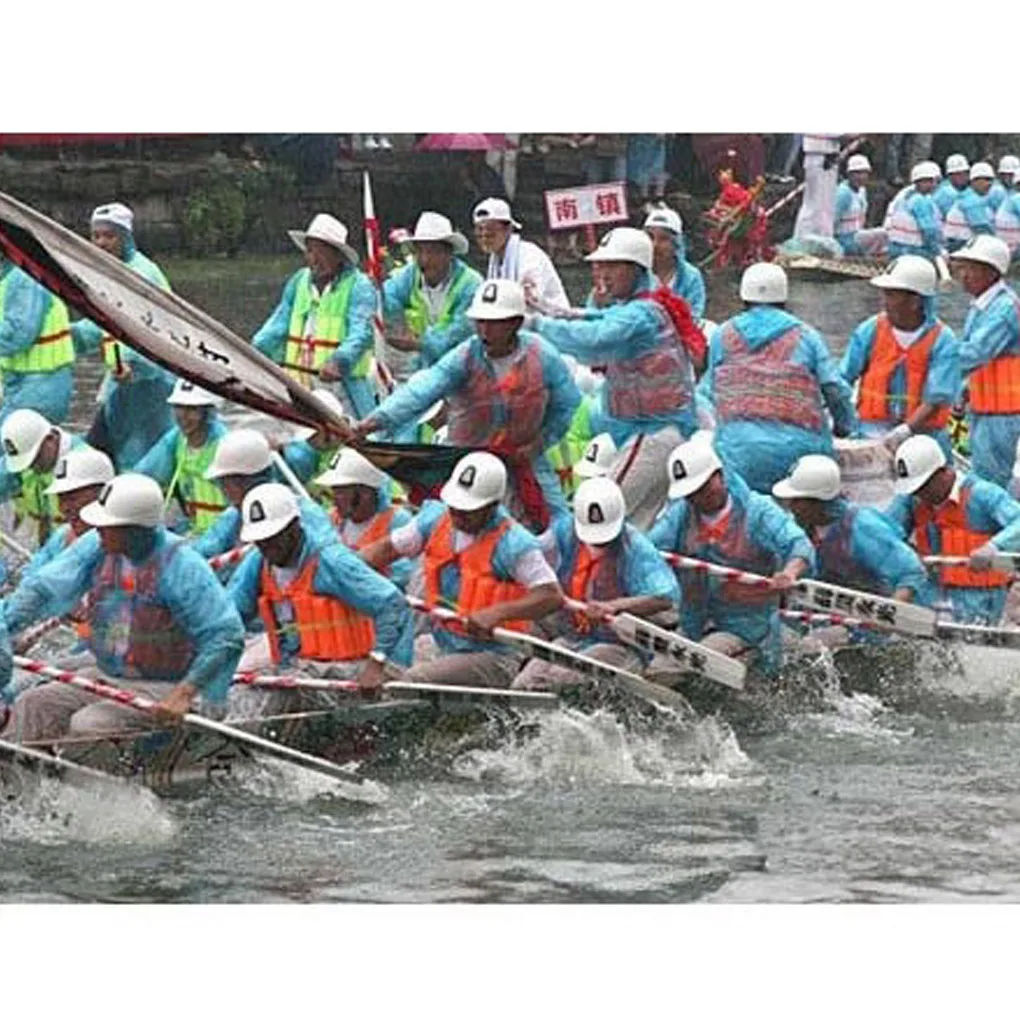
top-left (512, 640), bottom-right (643, 691)
top-left (402, 647), bottom-right (524, 689)
top-left (610, 425), bottom-right (682, 530)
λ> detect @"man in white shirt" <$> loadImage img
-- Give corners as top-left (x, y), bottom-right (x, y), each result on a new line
top-left (793, 134), bottom-right (842, 241)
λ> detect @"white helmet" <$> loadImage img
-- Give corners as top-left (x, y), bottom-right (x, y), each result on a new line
top-left (574, 432), bottom-right (618, 480)
top-left (240, 482), bottom-right (299, 542)
top-left (1, 408), bottom-right (54, 473)
top-left (739, 262), bottom-right (788, 304)
top-left (585, 227), bottom-right (653, 270)
top-left (970, 161), bottom-right (995, 181)
top-left (667, 439), bottom-right (723, 499)
top-left (168, 378), bottom-right (220, 407)
top-left (910, 161), bottom-right (940, 183)
top-left (79, 473), bottom-right (164, 529)
top-left (46, 446), bottom-right (115, 496)
top-left (314, 447), bottom-right (387, 489)
top-left (999, 155), bottom-right (1020, 177)
top-left (846, 154), bottom-right (872, 173)
top-left (467, 279), bottom-right (526, 320)
top-left (297, 389), bottom-right (348, 442)
top-left (949, 234), bottom-right (1011, 276)
top-left (440, 451), bottom-right (506, 511)
top-left (643, 206), bottom-right (683, 235)
top-left (205, 429), bottom-right (272, 480)
top-left (945, 153), bottom-right (970, 175)
top-left (772, 455), bottom-right (842, 501)
top-left (574, 476), bottom-right (626, 545)
top-left (893, 434), bottom-right (947, 495)
top-left (870, 255), bottom-right (937, 297)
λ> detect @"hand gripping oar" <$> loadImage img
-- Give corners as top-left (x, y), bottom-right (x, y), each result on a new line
top-left (11, 656), bottom-right (382, 799)
top-left (0, 734), bottom-right (122, 786)
top-left (208, 545), bottom-right (253, 571)
top-left (406, 596), bottom-right (693, 714)
top-left (661, 552), bottom-right (937, 638)
top-left (562, 598), bottom-right (745, 691)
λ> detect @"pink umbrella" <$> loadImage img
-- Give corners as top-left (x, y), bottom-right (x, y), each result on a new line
top-left (415, 133), bottom-right (513, 152)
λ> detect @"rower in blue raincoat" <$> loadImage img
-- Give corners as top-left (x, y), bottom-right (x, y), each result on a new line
top-left (648, 437), bottom-right (815, 677)
top-left (943, 163), bottom-right (997, 251)
top-left (885, 163), bottom-right (944, 259)
top-left (884, 434), bottom-right (1020, 624)
top-left (701, 262), bottom-right (856, 494)
top-left (644, 206), bottom-right (706, 318)
top-left (933, 154), bottom-right (970, 218)
top-left (0, 255), bottom-right (75, 426)
top-left (71, 202), bottom-right (176, 471)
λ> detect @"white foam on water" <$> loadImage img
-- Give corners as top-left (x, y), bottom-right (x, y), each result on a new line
top-left (450, 707), bottom-right (759, 790)
top-left (0, 774), bottom-right (176, 846)
top-left (919, 640), bottom-right (1020, 703)
top-left (230, 756), bottom-right (389, 806)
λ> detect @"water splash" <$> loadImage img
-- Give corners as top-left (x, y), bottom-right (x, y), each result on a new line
top-left (228, 756), bottom-right (389, 806)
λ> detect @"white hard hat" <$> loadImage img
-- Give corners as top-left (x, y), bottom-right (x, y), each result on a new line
top-left (667, 439), bottom-right (723, 499)
top-left (168, 378), bottom-right (220, 407)
top-left (1, 409), bottom-right (54, 473)
top-left (574, 432), bottom-right (618, 479)
top-left (287, 213), bottom-right (359, 265)
top-left (689, 428), bottom-right (716, 448)
top-left (314, 447), bottom-right (387, 489)
top-left (240, 482), bottom-right (300, 542)
top-left (297, 389), bottom-right (348, 442)
top-left (870, 254), bottom-right (937, 297)
top-left (440, 451), bottom-right (506, 511)
top-left (945, 153), bottom-right (970, 175)
top-left (847, 154), bottom-right (872, 173)
top-left (79, 473), bottom-right (164, 529)
top-left (772, 455), bottom-right (842, 501)
top-left (740, 262), bottom-right (788, 304)
top-left (643, 206), bottom-right (684, 235)
top-left (999, 155), bottom-right (1020, 177)
top-left (585, 227), bottom-right (653, 270)
top-left (467, 279), bottom-right (526, 320)
top-left (969, 161), bottom-right (995, 181)
top-left (893, 434), bottom-right (947, 495)
top-left (205, 429), bottom-right (272, 480)
top-left (90, 202), bottom-right (134, 233)
top-left (472, 197), bottom-right (521, 230)
top-left (574, 476), bottom-right (626, 545)
top-left (910, 161), bottom-right (940, 183)
top-left (46, 446), bottom-right (115, 496)
top-left (949, 234), bottom-right (1011, 276)
top-left (407, 211), bottom-right (469, 256)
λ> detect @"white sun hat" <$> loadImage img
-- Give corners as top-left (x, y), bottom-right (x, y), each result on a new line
top-left (1, 408), bottom-right (54, 473)
top-left (240, 482), bottom-right (300, 542)
top-left (949, 235), bottom-right (1011, 276)
top-left (46, 446), bottom-right (115, 496)
top-left (870, 255), bottom-right (937, 297)
top-left (667, 439), bottom-right (723, 499)
top-left (585, 227), bottom-right (654, 270)
top-left (772, 455), bottom-right (842, 501)
top-left (287, 213), bottom-right (359, 265)
top-left (574, 476), bottom-right (626, 545)
top-left (467, 279), bottom-right (526, 320)
top-left (314, 447), bottom-right (387, 489)
top-left (574, 432), bottom-right (618, 480)
top-left (407, 211), bottom-right (469, 256)
top-left (893, 434), bottom-right (947, 495)
top-left (80, 473), bottom-right (164, 529)
top-left (168, 378), bottom-right (220, 407)
top-left (440, 452), bottom-right (506, 511)
top-left (472, 197), bottom-right (522, 231)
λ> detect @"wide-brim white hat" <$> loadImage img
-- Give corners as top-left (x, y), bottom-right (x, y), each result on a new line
top-left (288, 213), bottom-right (360, 265)
top-left (407, 211), bottom-right (469, 256)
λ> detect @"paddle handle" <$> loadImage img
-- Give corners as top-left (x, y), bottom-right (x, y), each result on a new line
top-left (208, 545), bottom-right (252, 570)
top-left (661, 552), bottom-right (774, 589)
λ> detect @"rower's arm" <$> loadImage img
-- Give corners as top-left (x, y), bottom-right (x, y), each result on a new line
top-left (469, 581), bottom-right (564, 632)
top-left (359, 534), bottom-right (399, 573)
top-left (251, 272), bottom-right (298, 362)
top-left (133, 427), bottom-right (178, 490)
top-left (0, 272), bottom-right (48, 356)
top-left (958, 302), bottom-right (1019, 373)
top-left (601, 594), bottom-right (673, 618)
top-left (366, 345), bottom-right (467, 434)
top-left (905, 400), bottom-right (948, 434)
top-left (533, 304), bottom-right (648, 365)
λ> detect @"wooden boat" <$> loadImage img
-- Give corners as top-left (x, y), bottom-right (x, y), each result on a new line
top-left (774, 251), bottom-right (887, 282)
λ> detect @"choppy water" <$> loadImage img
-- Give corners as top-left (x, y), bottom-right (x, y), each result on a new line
top-left (4, 254), bottom-right (1019, 904)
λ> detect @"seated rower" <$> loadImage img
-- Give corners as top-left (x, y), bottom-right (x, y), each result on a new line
top-left (360, 452), bottom-right (563, 688)
top-left (885, 435), bottom-right (1020, 624)
top-left (134, 379), bottom-right (228, 536)
top-left (226, 483), bottom-right (413, 686)
top-left (313, 448), bottom-right (413, 589)
top-left (0, 474), bottom-right (244, 742)
top-left (513, 476), bottom-right (680, 690)
top-left (648, 437), bottom-right (815, 676)
top-left (0, 408), bottom-right (83, 547)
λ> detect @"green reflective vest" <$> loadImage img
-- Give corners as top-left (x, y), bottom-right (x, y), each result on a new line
top-left (13, 465), bottom-right (62, 545)
top-left (0, 273), bottom-right (74, 374)
top-left (166, 433), bottom-right (228, 536)
top-left (545, 398), bottom-right (595, 500)
top-left (404, 263), bottom-right (474, 339)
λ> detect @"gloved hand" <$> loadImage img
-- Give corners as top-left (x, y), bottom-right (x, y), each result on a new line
top-left (968, 543), bottom-right (1000, 571)
top-left (883, 423), bottom-right (912, 453)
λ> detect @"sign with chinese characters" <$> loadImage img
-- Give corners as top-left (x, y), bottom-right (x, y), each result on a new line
top-left (544, 182), bottom-right (629, 232)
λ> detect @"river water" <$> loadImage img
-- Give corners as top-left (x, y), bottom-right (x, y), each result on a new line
top-left (4, 254), bottom-right (1020, 906)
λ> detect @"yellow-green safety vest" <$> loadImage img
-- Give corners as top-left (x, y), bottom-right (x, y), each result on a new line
top-left (166, 433), bottom-right (229, 536)
top-left (0, 273), bottom-right (74, 374)
top-left (14, 465), bottom-right (62, 545)
top-left (404, 263), bottom-right (474, 339)
top-left (545, 398), bottom-right (595, 500)
top-left (284, 269), bottom-right (371, 389)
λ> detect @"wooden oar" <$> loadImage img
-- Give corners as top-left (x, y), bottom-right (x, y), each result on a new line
top-left (11, 656), bottom-right (383, 800)
top-left (661, 551), bottom-right (937, 638)
top-left (0, 734), bottom-right (122, 785)
top-left (406, 596), bottom-right (692, 714)
top-left (0, 531), bottom-right (31, 561)
top-left (923, 553), bottom-right (1020, 572)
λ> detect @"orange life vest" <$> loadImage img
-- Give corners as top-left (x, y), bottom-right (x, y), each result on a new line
top-left (913, 482), bottom-right (1012, 588)
top-left (257, 554), bottom-right (375, 663)
top-left (422, 513), bottom-right (529, 631)
top-left (969, 291), bottom-right (1020, 413)
top-left (333, 506), bottom-right (396, 552)
top-left (858, 316), bottom-right (950, 427)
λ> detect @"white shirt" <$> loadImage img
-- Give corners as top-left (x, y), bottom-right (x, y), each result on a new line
top-left (488, 235), bottom-right (569, 311)
top-left (891, 324), bottom-right (926, 350)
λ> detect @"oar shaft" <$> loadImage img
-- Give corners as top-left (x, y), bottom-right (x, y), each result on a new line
top-left (272, 451), bottom-right (314, 503)
top-left (660, 552), bottom-right (774, 589)
top-left (0, 531), bottom-right (32, 561)
top-left (208, 545), bottom-right (252, 570)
